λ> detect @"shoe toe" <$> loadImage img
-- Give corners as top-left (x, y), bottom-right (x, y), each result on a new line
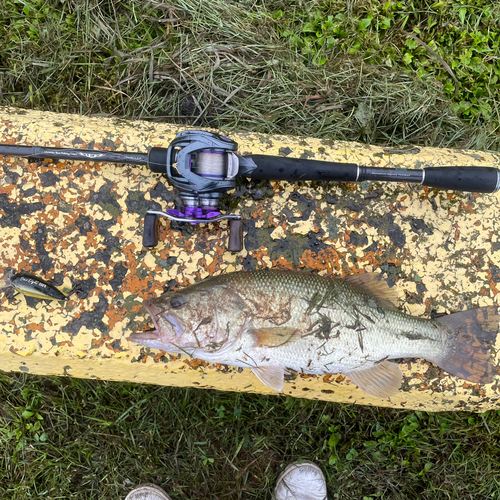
top-left (124, 483), bottom-right (172, 500)
top-left (273, 461), bottom-right (327, 500)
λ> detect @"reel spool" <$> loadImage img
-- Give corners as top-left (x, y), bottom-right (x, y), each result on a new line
top-left (143, 131), bottom-right (243, 251)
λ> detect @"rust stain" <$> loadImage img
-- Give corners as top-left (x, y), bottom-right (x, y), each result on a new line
top-left (26, 323), bottom-right (46, 332)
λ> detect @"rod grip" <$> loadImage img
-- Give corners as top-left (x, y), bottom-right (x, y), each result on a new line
top-left (143, 213), bottom-right (160, 247)
top-left (247, 155), bottom-right (358, 182)
top-left (423, 167), bottom-right (499, 193)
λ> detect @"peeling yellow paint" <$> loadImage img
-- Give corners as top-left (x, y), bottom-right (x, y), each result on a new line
top-left (142, 252), bottom-right (157, 271)
top-left (1, 107), bottom-right (500, 412)
top-left (290, 219), bottom-right (315, 235)
top-left (270, 226), bottom-right (287, 240)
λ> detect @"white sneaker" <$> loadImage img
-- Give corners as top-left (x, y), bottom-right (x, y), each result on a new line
top-left (124, 484), bottom-right (172, 500)
top-left (273, 461), bottom-right (327, 500)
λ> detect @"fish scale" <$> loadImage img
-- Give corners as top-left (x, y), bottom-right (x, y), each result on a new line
top-left (232, 273), bottom-right (445, 374)
top-left (131, 270), bottom-right (499, 398)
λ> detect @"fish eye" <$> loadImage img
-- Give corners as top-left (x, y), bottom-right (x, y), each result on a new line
top-left (170, 297), bottom-right (184, 309)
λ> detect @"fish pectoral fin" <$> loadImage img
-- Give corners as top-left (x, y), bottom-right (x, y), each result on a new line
top-left (345, 272), bottom-right (399, 310)
top-left (346, 361), bottom-right (402, 399)
top-left (249, 327), bottom-right (300, 347)
top-left (251, 366), bottom-right (285, 392)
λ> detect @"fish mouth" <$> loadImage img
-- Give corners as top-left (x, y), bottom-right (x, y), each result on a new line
top-left (129, 330), bottom-right (159, 343)
top-left (144, 299), bottom-right (184, 338)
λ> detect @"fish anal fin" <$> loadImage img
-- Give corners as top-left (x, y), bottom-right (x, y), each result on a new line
top-left (250, 327), bottom-right (300, 347)
top-left (345, 272), bottom-right (399, 310)
top-left (251, 366), bottom-right (285, 391)
top-left (346, 361), bottom-right (402, 398)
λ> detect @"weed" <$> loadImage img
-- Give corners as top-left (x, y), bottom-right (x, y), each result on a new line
top-left (274, 0), bottom-right (500, 133)
top-left (1, 372), bottom-right (500, 498)
top-left (0, 0), bottom-right (499, 148)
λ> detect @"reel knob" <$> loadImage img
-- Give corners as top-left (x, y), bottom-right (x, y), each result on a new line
top-left (228, 219), bottom-right (243, 252)
top-left (143, 213), bottom-right (160, 248)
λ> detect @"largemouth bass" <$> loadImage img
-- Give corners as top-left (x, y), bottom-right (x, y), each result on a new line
top-left (131, 270), bottom-right (499, 398)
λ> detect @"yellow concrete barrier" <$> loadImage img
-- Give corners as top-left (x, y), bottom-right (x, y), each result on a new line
top-left (1, 106), bottom-right (499, 412)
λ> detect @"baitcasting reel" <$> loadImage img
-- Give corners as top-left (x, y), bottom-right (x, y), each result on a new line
top-left (142, 130), bottom-right (245, 251)
top-left (1, 130), bottom-right (499, 252)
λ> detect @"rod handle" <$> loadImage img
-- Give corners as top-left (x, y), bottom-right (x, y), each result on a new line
top-left (246, 155), bottom-right (358, 182)
top-left (143, 213), bottom-right (160, 247)
top-left (423, 167), bottom-right (499, 193)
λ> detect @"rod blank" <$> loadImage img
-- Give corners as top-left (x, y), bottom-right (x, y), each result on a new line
top-left (0, 145), bottom-right (149, 165)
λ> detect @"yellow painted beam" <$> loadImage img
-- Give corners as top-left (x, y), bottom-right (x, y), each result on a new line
top-left (0, 106), bottom-right (499, 412)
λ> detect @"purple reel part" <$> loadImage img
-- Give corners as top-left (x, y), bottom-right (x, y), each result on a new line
top-left (166, 207), bottom-right (222, 225)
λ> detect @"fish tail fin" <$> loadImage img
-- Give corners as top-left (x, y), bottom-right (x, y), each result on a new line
top-left (432, 306), bottom-right (499, 384)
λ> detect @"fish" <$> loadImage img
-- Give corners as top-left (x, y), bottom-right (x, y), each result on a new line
top-left (130, 269), bottom-right (499, 398)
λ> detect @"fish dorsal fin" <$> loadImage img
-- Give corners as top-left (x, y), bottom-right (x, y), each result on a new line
top-left (346, 361), bottom-right (402, 398)
top-left (345, 272), bottom-right (399, 310)
top-left (251, 366), bottom-right (285, 391)
top-left (249, 327), bottom-right (300, 347)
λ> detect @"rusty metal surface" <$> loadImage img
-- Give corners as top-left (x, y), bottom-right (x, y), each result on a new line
top-left (1, 106), bottom-right (499, 412)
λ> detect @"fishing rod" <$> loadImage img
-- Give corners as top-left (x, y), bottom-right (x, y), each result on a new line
top-left (1, 130), bottom-right (499, 251)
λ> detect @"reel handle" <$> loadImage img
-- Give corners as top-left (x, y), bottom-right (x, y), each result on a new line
top-left (142, 211), bottom-right (243, 250)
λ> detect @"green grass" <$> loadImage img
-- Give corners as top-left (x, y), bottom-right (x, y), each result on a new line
top-left (2, 372), bottom-right (500, 499)
top-left (0, 0), bottom-right (499, 148)
top-left (275, 0), bottom-right (500, 127)
top-left (1, 1), bottom-right (500, 498)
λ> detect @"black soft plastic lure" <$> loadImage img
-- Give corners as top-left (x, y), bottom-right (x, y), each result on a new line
top-left (9, 273), bottom-right (77, 301)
